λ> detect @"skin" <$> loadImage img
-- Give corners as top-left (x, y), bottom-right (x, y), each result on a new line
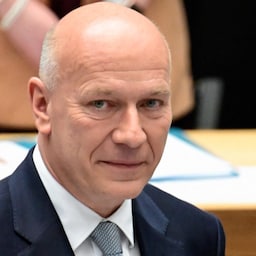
top-left (29, 2), bottom-right (172, 218)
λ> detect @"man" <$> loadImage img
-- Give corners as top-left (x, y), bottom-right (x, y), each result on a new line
top-left (0, 2), bottom-right (225, 255)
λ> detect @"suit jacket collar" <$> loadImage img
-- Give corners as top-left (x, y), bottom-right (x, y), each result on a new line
top-left (9, 149), bottom-right (74, 256)
top-left (133, 189), bottom-right (185, 255)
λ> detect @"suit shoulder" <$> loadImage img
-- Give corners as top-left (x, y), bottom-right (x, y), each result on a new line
top-left (0, 177), bottom-right (14, 240)
top-left (143, 184), bottom-right (225, 254)
top-left (144, 183), bottom-right (221, 224)
top-left (0, 177), bottom-right (10, 201)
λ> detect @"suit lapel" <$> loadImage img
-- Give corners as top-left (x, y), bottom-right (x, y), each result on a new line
top-left (9, 149), bottom-right (74, 256)
top-left (133, 189), bottom-right (185, 255)
top-left (17, 222), bottom-right (74, 256)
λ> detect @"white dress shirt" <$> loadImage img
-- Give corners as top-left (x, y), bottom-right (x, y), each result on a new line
top-left (33, 145), bottom-right (140, 256)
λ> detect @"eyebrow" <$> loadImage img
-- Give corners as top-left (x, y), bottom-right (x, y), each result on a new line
top-left (84, 87), bottom-right (114, 96)
top-left (84, 87), bottom-right (170, 96)
top-left (149, 89), bottom-right (170, 96)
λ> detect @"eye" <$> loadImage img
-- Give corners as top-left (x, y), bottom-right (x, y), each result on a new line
top-left (89, 99), bottom-right (117, 113)
top-left (144, 99), bottom-right (161, 109)
top-left (93, 100), bottom-right (108, 109)
top-left (83, 99), bottom-right (117, 120)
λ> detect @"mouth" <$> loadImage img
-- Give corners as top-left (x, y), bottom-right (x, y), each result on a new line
top-left (100, 161), bottom-right (145, 168)
top-left (98, 160), bottom-right (148, 182)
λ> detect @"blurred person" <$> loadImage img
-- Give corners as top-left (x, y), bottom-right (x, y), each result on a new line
top-left (0, 3), bottom-right (224, 255)
top-left (0, 0), bottom-right (194, 131)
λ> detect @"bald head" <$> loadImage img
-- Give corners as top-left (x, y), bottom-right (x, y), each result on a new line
top-left (39, 2), bottom-right (171, 90)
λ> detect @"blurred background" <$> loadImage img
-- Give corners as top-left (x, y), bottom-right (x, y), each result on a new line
top-left (183, 0), bottom-right (256, 129)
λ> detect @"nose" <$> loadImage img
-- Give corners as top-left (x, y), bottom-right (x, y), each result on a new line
top-left (112, 106), bottom-right (147, 148)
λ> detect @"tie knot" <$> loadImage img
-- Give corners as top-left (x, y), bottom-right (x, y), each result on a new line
top-left (90, 221), bottom-right (123, 256)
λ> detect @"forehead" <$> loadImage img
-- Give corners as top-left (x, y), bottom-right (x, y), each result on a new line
top-left (54, 11), bottom-right (171, 91)
top-left (84, 18), bottom-right (167, 57)
top-left (74, 69), bottom-right (171, 102)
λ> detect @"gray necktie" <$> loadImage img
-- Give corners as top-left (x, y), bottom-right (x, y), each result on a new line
top-left (90, 221), bottom-right (123, 256)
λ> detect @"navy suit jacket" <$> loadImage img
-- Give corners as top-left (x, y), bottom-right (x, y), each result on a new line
top-left (0, 149), bottom-right (225, 255)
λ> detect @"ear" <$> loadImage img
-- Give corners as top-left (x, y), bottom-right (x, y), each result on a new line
top-left (28, 77), bottom-right (51, 134)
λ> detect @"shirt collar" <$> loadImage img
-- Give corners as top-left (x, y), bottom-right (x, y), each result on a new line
top-left (32, 145), bottom-right (135, 250)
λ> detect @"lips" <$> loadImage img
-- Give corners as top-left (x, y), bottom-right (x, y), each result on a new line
top-left (101, 161), bottom-right (144, 168)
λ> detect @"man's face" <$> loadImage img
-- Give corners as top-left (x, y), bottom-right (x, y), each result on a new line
top-left (42, 17), bottom-right (172, 215)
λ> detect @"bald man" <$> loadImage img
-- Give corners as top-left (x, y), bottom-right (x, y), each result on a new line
top-left (0, 3), bottom-right (225, 255)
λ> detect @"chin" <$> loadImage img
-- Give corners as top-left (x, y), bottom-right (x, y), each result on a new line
top-left (112, 180), bottom-right (148, 200)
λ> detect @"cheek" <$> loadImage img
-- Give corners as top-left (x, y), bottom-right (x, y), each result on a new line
top-left (74, 123), bottom-right (110, 160)
top-left (148, 126), bottom-right (170, 159)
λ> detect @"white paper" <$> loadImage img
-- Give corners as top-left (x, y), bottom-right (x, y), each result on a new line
top-left (151, 133), bottom-right (237, 181)
top-left (151, 166), bottom-right (256, 207)
top-left (0, 141), bottom-right (29, 180)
